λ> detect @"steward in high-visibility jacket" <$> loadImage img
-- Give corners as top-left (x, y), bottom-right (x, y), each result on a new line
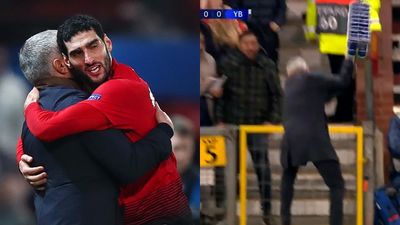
top-left (305, 0), bottom-right (381, 55)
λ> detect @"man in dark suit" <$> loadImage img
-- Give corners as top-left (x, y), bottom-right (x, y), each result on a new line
top-left (280, 55), bottom-right (354, 225)
top-left (17, 30), bottom-right (174, 225)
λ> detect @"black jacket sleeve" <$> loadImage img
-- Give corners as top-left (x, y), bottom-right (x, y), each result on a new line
top-left (79, 123), bottom-right (173, 185)
top-left (265, 72), bottom-right (282, 123)
top-left (321, 58), bottom-right (354, 92)
top-left (224, 0), bottom-right (240, 8)
top-left (274, 0), bottom-right (287, 26)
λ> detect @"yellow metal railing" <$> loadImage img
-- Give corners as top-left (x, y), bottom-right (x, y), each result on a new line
top-left (239, 125), bottom-right (364, 225)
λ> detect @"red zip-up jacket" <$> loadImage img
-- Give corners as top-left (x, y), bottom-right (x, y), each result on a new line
top-left (24, 59), bottom-right (190, 224)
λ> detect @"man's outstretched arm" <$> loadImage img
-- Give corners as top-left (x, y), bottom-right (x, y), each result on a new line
top-left (19, 103), bottom-right (175, 187)
top-left (322, 56), bottom-right (355, 91)
top-left (79, 102), bottom-right (174, 184)
top-left (17, 124), bottom-right (173, 188)
top-left (25, 102), bottom-right (111, 142)
top-left (80, 123), bottom-right (173, 185)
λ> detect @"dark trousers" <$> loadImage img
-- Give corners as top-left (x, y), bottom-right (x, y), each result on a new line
top-left (248, 134), bottom-right (272, 216)
top-left (280, 160), bottom-right (345, 225)
top-left (200, 96), bottom-right (212, 126)
top-left (327, 54), bottom-right (355, 122)
top-left (214, 166), bottom-right (225, 207)
top-left (216, 134), bottom-right (271, 216)
top-left (246, 22), bottom-right (280, 65)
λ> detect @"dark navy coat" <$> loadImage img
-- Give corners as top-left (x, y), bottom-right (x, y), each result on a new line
top-left (281, 59), bottom-right (354, 168)
top-left (22, 86), bottom-right (173, 225)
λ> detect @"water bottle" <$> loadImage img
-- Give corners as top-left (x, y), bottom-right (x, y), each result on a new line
top-left (347, 2), bottom-right (370, 58)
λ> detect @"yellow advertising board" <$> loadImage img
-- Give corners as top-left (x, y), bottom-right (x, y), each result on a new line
top-left (200, 135), bottom-right (226, 167)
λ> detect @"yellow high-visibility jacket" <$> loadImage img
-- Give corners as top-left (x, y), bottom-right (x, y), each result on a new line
top-left (304, 0), bottom-right (381, 55)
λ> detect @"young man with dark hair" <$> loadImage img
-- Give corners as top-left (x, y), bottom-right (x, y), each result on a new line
top-left (226, 0), bottom-right (286, 64)
top-left (23, 15), bottom-right (191, 225)
top-left (216, 31), bottom-right (282, 225)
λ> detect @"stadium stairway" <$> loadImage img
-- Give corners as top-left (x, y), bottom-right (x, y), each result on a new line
top-left (245, 132), bottom-right (358, 225)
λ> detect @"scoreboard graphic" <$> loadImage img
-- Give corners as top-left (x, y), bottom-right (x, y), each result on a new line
top-left (200, 9), bottom-right (252, 20)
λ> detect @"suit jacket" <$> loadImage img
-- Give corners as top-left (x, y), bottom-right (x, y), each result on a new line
top-left (281, 59), bottom-right (354, 168)
top-left (22, 86), bottom-right (173, 225)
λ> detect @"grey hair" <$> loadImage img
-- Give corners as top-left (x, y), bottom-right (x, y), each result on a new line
top-left (286, 56), bottom-right (309, 77)
top-left (19, 30), bottom-right (60, 84)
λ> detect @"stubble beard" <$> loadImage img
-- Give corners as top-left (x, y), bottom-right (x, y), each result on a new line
top-left (69, 52), bottom-right (112, 93)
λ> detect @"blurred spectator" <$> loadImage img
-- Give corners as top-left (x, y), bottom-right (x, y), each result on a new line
top-left (0, 46), bottom-right (27, 159)
top-left (200, 28), bottom-right (225, 217)
top-left (203, 0), bottom-right (247, 61)
top-left (0, 149), bottom-right (33, 225)
top-left (215, 31), bottom-right (282, 225)
top-left (389, 108), bottom-right (400, 159)
top-left (200, 22), bottom-right (219, 60)
top-left (200, 0), bottom-right (219, 59)
top-left (0, 0), bottom-right (197, 44)
top-left (226, 0), bottom-right (286, 64)
top-left (387, 105), bottom-right (400, 188)
top-left (200, 33), bottom-right (223, 126)
top-left (388, 107), bottom-right (400, 187)
top-left (200, 0), bottom-right (208, 9)
top-left (171, 115), bottom-right (199, 225)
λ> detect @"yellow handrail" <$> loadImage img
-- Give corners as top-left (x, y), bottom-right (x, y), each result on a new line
top-left (239, 125), bottom-right (364, 225)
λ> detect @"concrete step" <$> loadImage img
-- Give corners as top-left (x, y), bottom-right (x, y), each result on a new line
top-left (242, 131), bottom-right (359, 219)
top-left (243, 199), bottom-right (356, 216)
top-left (246, 173), bottom-right (356, 193)
top-left (247, 215), bottom-right (355, 225)
top-left (245, 149), bottom-right (357, 168)
top-left (203, 169), bottom-right (356, 190)
top-left (201, 131), bottom-right (360, 222)
top-left (247, 189), bottom-right (355, 199)
top-left (267, 137), bottom-right (357, 149)
top-left (267, 164), bottom-right (357, 173)
top-left (250, 130), bottom-right (357, 140)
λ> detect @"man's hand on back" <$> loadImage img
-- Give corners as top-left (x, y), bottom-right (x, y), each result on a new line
top-left (19, 154), bottom-right (47, 190)
top-left (269, 22), bottom-right (280, 32)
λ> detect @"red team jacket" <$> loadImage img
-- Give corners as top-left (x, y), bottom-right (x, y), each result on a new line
top-left (22, 59), bottom-right (190, 224)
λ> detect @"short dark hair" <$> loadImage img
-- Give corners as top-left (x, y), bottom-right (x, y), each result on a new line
top-left (57, 14), bottom-right (104, 56)
top-left (238, 31), bottom-right (256, 42)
